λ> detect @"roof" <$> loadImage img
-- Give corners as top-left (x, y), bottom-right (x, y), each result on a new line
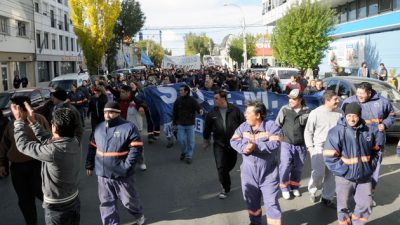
top-left (255, 47), bottom-right (273, 56)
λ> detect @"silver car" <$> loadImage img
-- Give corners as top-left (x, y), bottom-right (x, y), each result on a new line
top-left (323, 76), bottom-right (400, 137)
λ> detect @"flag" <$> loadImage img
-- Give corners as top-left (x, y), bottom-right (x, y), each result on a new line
top-left (141, 49), bottom-right (154, 66)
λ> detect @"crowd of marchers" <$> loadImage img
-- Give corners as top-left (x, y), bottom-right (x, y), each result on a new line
top-left (0, 65), bottom-right (399, 225)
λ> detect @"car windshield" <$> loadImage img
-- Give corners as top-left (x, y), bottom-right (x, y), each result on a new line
top-left (0, 93), bottom-right (12, 109)
top-left (278, 70), bottom-right (298, 79)
top-left (49, 80), bottom-right (75, 91)
top-left (351, 81), bottom-right (400, 102)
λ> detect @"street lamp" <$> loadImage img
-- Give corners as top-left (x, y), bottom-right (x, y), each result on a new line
top-left (224, 3), bottom-right (247, 70)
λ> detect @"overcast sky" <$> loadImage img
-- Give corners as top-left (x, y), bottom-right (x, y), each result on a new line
top-left (136, 0), bottom-right (268, 56)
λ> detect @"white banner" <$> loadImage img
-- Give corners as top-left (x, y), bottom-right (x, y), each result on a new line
top-left (203, 55), bottom-right (227, 67)
top-left (161, 54), bottom-right (201, 70)
top-left (328, 37), bottom-right (365, 68)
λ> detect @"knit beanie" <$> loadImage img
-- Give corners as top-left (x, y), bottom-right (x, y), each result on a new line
top-left (104, 102), bottom-right (121, 113)
top-left (345, 102), bottom-right (362, 116)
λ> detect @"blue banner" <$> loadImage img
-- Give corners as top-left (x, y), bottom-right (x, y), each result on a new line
top-left (144, 83), bottom-right (323, 135)
top-left (141, 49), bottom-right (154, 67)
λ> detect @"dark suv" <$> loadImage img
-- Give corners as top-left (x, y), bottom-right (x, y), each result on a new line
top-left (0, 87), bottom-right (53, 118)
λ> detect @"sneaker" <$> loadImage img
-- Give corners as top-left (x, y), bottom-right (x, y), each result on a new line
top-left (132, 215), bottom-right (145, 225)
top-left (310, 192), bottom-right (318, 203)
top-left (293, 189), bottom-right (301, 197)
top-left (185, 158), bottom-right (192, 164)
top-left (139, 163), bottom-right (147, 171)
top-left (180, 154), bottom-right (185, 161)
top-left (321, 198), bottom-right (336, 209)
top-left (218, 190), bottom-right (228, 199)
top-left (282, 191), bottom-right (291, 200)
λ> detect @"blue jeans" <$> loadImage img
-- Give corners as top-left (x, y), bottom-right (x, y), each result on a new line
top-left (44, 197), bottom-right (80, 225)
top-left (177, 125), bottom-right (195, 159)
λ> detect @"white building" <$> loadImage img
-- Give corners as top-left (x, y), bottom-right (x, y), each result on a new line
top-left (0, 0), bottom-right (36, 91)
top-left (34, 0), bottom-right (82, 86)
top-left (262, 0), bottom-right (400, 76)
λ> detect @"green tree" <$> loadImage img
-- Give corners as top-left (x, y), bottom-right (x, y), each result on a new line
top-left (228, 34), bottom-right (257, 66)
top-left (69, 0), bottom-right (121, 75)
top-left (106, 0), bottom-right (145, 72)
top-left (184, 33), bottom-right (214, 59)
top-left (135, 40), bottom-right (165, 67)
top-left (271, 0), bottom-right (335, 70)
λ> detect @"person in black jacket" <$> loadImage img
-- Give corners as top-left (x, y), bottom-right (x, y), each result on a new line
top-left (87, 86), bottom-right (108, 132)
top-left (275, 89), bottom-right (310, 200)
top-left (172, 85), bottom-right (203, 164)
top-left (203, 90), bottom-right (245, 199)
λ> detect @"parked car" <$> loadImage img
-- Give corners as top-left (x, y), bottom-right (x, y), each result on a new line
top-left (48, 73), bottom-right (90, 92)
top-left (0, 87), bottom-right (53, 118)
top-left (323, 76), bottom-right (400, 137)
top-left (110, 69), bottom-right (130, 78)
top-left (129, 66), bottom-right (146, 73)
top-left (265, 67), bottom-right (300, 89)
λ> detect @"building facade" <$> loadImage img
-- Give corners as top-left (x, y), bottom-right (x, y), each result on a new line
top-left (34, 0), bottom-right (82, 87)
top-left (0, 0), bottom-right (36, 91)
top-left (262, 0), bottom-right (400, 76)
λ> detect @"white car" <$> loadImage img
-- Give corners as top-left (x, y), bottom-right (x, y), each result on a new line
top-left (49, 73), bottom-right (90, 91)
top-left (265, 67), bottom-right (300, 89)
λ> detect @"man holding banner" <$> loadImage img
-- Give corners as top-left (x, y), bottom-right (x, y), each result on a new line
top-left (203, 90), bottom-right (244, 199)
top-left (172, 85), bottom-right (203, 164)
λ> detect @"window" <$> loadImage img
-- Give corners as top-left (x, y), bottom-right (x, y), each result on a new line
top-left (17, 21), bottom-right (26, 36)
top-left (44, 32), bottom-right (49, 49)
top-left (326, 80), bottom-right (339, 93)
top-left (357, 0), bottom-right (367, 19)
top-left (54, 61), bottom-right (59, 77)
top-left (348, 2), bottom-right (357, 21)
top-left (35, 2), bottom-right (39, 13)
top-left (50, 10), bottom-right (55, 28)
top-left (0, 16), bottom-right (8, 34)
top-left (71, 38), bottom-right (74, 51)
top-left (38, 61), bottom-right (50, 82)
top-left (76, 40), bottom-right (80, 52)
top-left (340, 5), bottom-right (348, 23)
top-left (64, 14), bottom-right (68, 31)
top-left (30, 91), bottom-right (43, 107)
top-left (42, 3), bottom-right (48, 15)
top-left (379, 0), bottom-right (392, 12)
top-left (36, 31), bottom-right (41, 48)
top-left (52, 34), bottom-right (56, 49)
top-left (58, 0), bottom-right (62, 3)
top-left (65, 37), bottom-right (69, 51)
top-left (395, 0), bottom-right (400, 9)
top-left (368, 0), bottom-right (378, 16)
top-left (14, 62), bottom-right (27, 78)
top-left (59, 35), bottom-right (63, 50)
top-left (338, 82), bottom-right (351, 98)
top-left (61, 62), bottom-right (75, 74)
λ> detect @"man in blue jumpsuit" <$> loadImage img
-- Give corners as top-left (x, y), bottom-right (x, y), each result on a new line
top-left (230, 101), bottom-right (282, 225)
top-left (341, 82), bottom-right (395, 195)
top-left (86, 102), bottom-right (145, 225)
top-left (324, 102), bottom-right (383, 225)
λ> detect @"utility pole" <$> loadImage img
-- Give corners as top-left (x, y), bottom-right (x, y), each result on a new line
top-left (159, 30), bottom-right (162, 46)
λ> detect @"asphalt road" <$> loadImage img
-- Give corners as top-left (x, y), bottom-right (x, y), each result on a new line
top-left (1, 122), bottom-right (399, 225)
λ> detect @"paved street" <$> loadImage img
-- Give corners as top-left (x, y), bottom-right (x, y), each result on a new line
top-left (1, 123), bottom-right (400, 225)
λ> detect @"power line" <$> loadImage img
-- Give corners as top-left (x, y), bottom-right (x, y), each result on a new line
top-left (143, 24), bottom-right (265, 30)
